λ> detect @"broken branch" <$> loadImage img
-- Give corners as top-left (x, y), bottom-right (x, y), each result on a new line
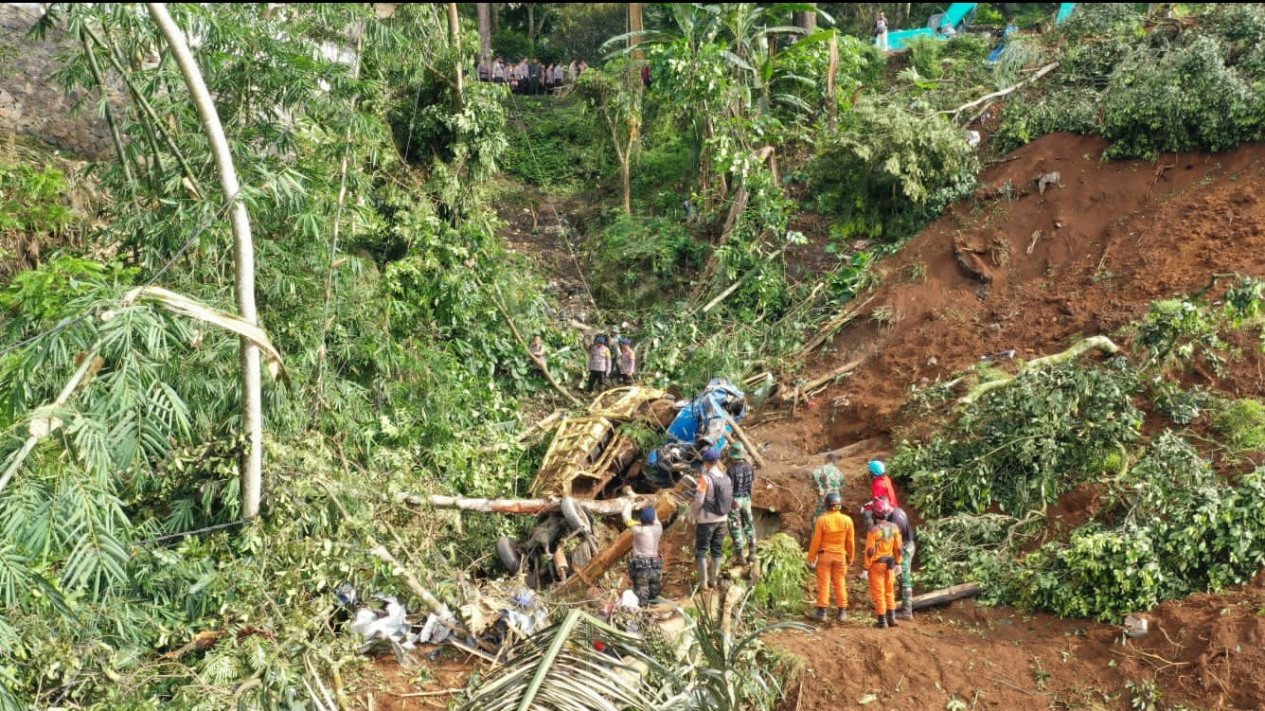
top-left (941, 62), bottom-right (1059, 121)
top-left (959, 336), bottom-right (1120, 405)
top-left (404, 493), bottom-right (656, 517)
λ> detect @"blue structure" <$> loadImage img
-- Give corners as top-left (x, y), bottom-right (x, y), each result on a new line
top-left (648, 378), bottom-right (748, 481)
top-left (885, 3), bottom-right (1076, 54)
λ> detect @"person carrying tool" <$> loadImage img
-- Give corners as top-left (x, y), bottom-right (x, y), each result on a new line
top-left (887, 499), bottom-right (917, 620)
top-left (627, 506), bottom-right (663, 604)
top-left (862, 459), bottom-right (900, 529)
top-left (693, 447), bottom-right (732, 591)
top-left (726, 442), bottom-right (758, 567)
top-left (806, 492), bottom-right (854, 622)
top-left (586, 335), bottom-right (611, 392)
top-left (863, 497), bottom-right (903, 628)
top-left (812, 452), bottom-right (845, 519)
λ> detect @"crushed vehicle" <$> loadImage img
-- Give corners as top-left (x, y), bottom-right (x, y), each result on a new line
top-left (495, 379), bottom-right (749, 589)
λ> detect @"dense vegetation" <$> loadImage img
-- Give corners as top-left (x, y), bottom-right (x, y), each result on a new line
top-left (2, 2), bottom-right (1265, 709)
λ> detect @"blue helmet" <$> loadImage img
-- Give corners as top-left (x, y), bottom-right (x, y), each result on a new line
top-left (702, 447), bottom-right (723, 462)
top-left (869, 460), bottom-right (886, 477)
top-left (596, 336), bottom-right (607, 345)
top-left (620, 338), bottom-right (632, 345)
top-left (639, 506), bottom-right (657, 524)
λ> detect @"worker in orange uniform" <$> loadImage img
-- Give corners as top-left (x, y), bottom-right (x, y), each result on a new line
top-left (863, 497), bottom-right (903, 628)
top-left (806, 492), bottom-right (854, 622)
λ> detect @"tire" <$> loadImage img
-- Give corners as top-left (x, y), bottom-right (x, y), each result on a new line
top-left (560, 497), bottom-right (591, 534)
top-left (570, 540), bottom-right (595, 570)
top-left (496, 536), bottom-right (521, 575)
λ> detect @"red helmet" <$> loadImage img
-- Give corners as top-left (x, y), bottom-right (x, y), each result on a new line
top-left (870, 496), bottom-right (892, 519)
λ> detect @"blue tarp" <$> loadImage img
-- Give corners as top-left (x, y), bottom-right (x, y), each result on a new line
top-left (648, 378), bottom-right (748, 479)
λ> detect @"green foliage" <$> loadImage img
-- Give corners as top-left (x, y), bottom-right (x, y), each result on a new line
top-left (591, 214), bottom-right (705, 305)
top-left (811, 100), bottom-right (978, 242)
top-left (996, 4), bottom-right (1265, 158)
top-left (1135, 298), bottom-right (1226, 373)
top-left (491, 28), bottom-right (533, 61)
top-left (502, 95), bottom-right (612, 186)
top-left (1150, 380), bottom-right (1215, 426)
top-left (897, 359), bottom-right (1143, 517)
top-left (912, 513), bottom-right (1021, 594)
top-left (751, 533), bottom-right (809, 614)
top-left (1212, 398), bottom-right (1265, 453)
top-left (0, 163), bottom-right (74, 237)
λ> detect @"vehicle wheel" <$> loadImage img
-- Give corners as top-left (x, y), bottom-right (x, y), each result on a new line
top-left (496, 536), bottom-right (521, 575)
top-left (570, 540), bottom-right (595, 570)
top-left (560, 497), bottom-right (591, 534)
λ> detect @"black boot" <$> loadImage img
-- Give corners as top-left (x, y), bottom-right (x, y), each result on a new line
top-left (807, 607), bottom-right (827, 623)
top-left (886, 610), bottom-right (899, 627)
top-left (837, 607), bottom-right (848, 622)
top-left (875, 613), bottom-right (888, 629)
top-left (896, 597), bottom-right (914, 621)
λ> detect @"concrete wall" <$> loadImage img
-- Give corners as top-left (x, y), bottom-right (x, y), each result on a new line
top-left (0, 4), bottom-right (118, 160)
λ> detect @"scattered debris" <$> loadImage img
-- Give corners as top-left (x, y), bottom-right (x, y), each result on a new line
top-left (1124, 614), bottom-right (1149, 638)
top-left (1037, 171), bottom-right (1062, 195)
top-left (1027, 229), bottom-right (1042, 254)
top-left (981, 349), bottom-right (1016, 362)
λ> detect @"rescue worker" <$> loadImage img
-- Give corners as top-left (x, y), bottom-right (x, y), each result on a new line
top-left (863, 497), bottom-right (903, 628)
top-left (806, 492), bottom-right (854, 622)
top-left (616, 338), bottom-right (636, 385)
top-left (863, 459), bottom-right (900, 529)
top-left (726, 442), bottom-right (757, 566)
top-left (586, 335), bottom-right (610, 393)
top-left (628, 505), bottom-right (663, 605)
top-left (887, 498), bottom-right (917, 620)
top-left (812, 452), bottom-right (845, 519)
top-left (693, 447), bottom-right (732, 590)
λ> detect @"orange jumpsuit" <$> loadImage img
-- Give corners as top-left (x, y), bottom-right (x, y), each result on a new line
top-left (808, 510), bottom-right (855, 609)
top-left (864, 521), bottom-right (904, 615)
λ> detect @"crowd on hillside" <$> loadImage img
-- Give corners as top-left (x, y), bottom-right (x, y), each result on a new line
top-left (477, 57), bottom-right (589, 95)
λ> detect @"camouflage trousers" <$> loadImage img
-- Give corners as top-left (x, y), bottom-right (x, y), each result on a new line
top-left (728, 496), bottom-right (756, 554)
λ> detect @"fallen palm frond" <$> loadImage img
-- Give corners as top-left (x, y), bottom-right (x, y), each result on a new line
top-left (457, 608), bottom-right (691, 711)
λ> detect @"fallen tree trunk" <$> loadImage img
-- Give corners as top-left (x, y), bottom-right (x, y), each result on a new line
top-left (778, 357), bottom-right (865, 405)
top-left (407, 493), bottom-right (656, 516)
top-left (941, 62), bottom-right (1059, 123)
top-left (555, 479), bottom-right (694, 596)
top-left (724, 415), bottom-right (766, 468)
top-left (912, 582), bottom-right (982, 610)
top-left (959, 335), bottom-right (1120, 405)
top-left (788, 295), bottom-right (875, 363)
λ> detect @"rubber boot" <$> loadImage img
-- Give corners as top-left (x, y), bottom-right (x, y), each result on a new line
top-left (808, 607), bottom-right (828, 623)
top-left (836, 607), bottom-right (848, 622)
top-left (733, 549), bottom-right (747, 567)
top-left (749, 542), bottom-right (759, 564)
top-left (886, 610), bottom-right (899, 628)
top-left (696, 557), bottom-right (710, 590)
top-left (874, 613), bottom-right (888, 629)
top-left (709, 556), bottom-right (723, 588)
top-left (897, 590), bottom-right (914, 620)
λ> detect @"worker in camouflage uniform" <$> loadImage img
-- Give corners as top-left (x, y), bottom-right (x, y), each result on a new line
top-left (812, 452), bottom-right (845, 519)
top-left (726, 442), bottom-right (758, 566)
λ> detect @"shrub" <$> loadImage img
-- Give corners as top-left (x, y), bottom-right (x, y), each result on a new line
top-left (1212, 398), bottom-right (1265, 452)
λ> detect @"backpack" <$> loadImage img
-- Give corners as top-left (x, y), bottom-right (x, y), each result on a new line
top-left (703, 468), bottom-right (734, 517)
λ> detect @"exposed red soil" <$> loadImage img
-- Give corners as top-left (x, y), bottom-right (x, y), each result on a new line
top-left (371, 132), bottom-right (1265, 710)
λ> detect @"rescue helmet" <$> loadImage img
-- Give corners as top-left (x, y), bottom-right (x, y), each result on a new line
top-left (825, 492), bottom-right (843, 508)
top-left (729, 442), bottom-right (746, 459)
top-left (871, 496), bottom-right (892, 519)
top-left (639, 506), bottom-right (657, 524)
top-left (596, 336), bottom-right (608, 345)
top-left (702, 447), bottom-right (723, 462)
top-left (869, 459), bottom-right (886, 477)
top-left (621, 338), bottom-right (632, 345)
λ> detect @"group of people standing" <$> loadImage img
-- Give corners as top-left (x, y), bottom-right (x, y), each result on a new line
top-left (808, 455), bottom-right (915, 628)
top-left (621, 441), bottom-right (916, 629)
top-left (477, 57), bottom-right (588, 95)
top-left (585, 334), bottom-right (636, 392)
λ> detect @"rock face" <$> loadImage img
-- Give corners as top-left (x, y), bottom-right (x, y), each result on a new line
top-left (0, 4), bottom-right (119, 160)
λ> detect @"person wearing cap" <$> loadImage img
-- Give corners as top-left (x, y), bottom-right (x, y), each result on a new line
top-left (863, 460), bottom-right (899, 530)
top-left (807, 491), bottom-right (854, 622)
top-left (693, 447), bottom-right (733, 590)
top-left (726, 442), bottom-right (758, 566)
top-left (812, 452), bottom-right (845, 519)
top-left (586, 335), bottom-right (611, 393)
top-left (627, 505), bottom-right (663, 604)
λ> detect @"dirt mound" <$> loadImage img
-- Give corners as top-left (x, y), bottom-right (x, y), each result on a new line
top-left (797, 132), bottom-right (1265, 445)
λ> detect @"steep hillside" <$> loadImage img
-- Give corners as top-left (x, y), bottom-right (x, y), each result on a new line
top-left (792, 132), bottom-right (1265, 446)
